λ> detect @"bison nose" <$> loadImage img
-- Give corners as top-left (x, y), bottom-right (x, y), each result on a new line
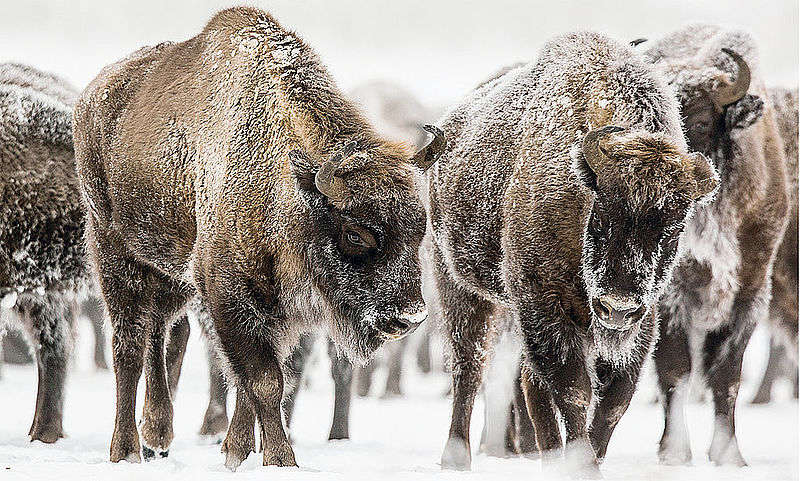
top-left (591, 296), bottom-right (644, 330)
top-left (381, 312), bottom-right (426, 340)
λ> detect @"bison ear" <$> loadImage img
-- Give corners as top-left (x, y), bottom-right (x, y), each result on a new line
top-left (570, 143), bottom-right (598, 192)
top-left (288, 149), bottom-right (319, 195)
top-left (725, 93), bottom-right (763, 131)
top-left (689, 152), bottom-right (719, 204)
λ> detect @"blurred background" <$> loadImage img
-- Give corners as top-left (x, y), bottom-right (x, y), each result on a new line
top-left (1, 0), bottom-right (797, 110)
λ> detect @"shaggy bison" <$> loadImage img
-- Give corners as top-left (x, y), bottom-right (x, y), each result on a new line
top-left (0, 63), bottom-right (85, 443)
top-left (73, 7), bottom-right (443, 467)
top-left (643, 25), bottom-right (791, 467)
top-left (427, 33), bottom-right (718, 475)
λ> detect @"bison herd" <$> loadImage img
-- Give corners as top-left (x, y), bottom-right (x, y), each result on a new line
top-left (0, 6), bottom-right (796, 478)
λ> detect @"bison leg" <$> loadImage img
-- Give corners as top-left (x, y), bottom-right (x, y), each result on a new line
top-left (328, 339), bottom-right (353, 440)
top-left (653, 315), bottom-right (693, 465)
top-left (520, 367), bottom-right (562, 457)
top-left (521, 317), bottom-right (598, 478)
top-left (165, 315), bottom-right (190, 400)
top-left (222, 389), bottom-right (256, 469)
top-left (282, 333), bottom-right (315, 432)
top-left (438, 266), bottom-right (494, 471)
top-left (199, 344), bottom-right (229, 440)
top-left (416, 327), bottom-right (432, 373)
top-left (751, 338), bottom-right (782, 404)
top-left (22, 298), bottom-right (71, 443)
top-left (355, 361), bottom-right (377, 397)
top-left (82, 297), bottom-right (109, 370)
top-left (139, 290), bottom-right (189, 460)
top-left (382, 337), bottom-right (406, 398)
top-left (209, 294), bottom-right (295, 468)
top-left (514, 367), bottom-right (538, 457)
top-left (588, 357), bottom-right (644, 462)
top-left (703, 315), bottom-right (755, 467)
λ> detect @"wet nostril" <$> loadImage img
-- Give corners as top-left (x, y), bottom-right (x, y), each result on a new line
top-left (625, 304), bottom-right (646, 321)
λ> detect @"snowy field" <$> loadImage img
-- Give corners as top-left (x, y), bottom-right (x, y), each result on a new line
top-left (0, 319), bottom-right (796, 481)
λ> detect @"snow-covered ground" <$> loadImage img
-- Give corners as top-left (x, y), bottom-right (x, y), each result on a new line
top-left (0, 319), bottom-right (796, 481)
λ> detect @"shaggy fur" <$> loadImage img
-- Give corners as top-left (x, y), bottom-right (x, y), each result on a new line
top-left (73, 7), bottom-right (440, 467)
top-left (427, 32), bottom-right (717, 474)
top-left (644, 25), bottom-right (790, 467)
top-left (0, 63), bottom-right (88, 443)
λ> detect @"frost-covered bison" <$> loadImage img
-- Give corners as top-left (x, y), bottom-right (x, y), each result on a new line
top-left (73, 7), bottom-right (443, 467)
top-left (642, 26), bottom-right (790, 467)
top-left (0, 63), bottom-right (86, 443)
top-left (427, 33), bottom-right (718, 475)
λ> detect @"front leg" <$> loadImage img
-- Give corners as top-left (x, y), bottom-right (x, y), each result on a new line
top-left (436, 261), bottom-right (495, 471)
top-left (588, 357), bottom-right (645, 462)
top-left (703, 312), bottom-right (756, 467)
top-left (521, 311), bottom-right (599, 478)
top-left (207, 285), bottom-right (296, 469)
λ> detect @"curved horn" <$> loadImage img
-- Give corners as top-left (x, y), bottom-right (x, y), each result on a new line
top-left (712, 48), bottom-right (751, 108)
top-left (582, 125), bottom-right (626, 169)
top-left (410, 124), bottom-right (446, 171)
top-left (315, 141), bottom-right (358, 202)
top-left (630, 38), bottom-right (647, 47)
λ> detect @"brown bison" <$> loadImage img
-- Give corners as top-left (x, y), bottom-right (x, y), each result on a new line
top-left (0, 63), bottom-right (85, 443)
top-left (642, 25), bottom-right (790, 467)
top-left (427, 32), bottom-right (718, 476)
top-left (73, 7), bottom-right (443, 468)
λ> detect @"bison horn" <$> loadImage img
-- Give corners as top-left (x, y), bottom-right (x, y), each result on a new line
top-left (583, 125), bottom-right (626, 169)
top-left (315, 141), bottom-right (358, 202)
top-left (630, 38), bottom-right (647, 47)
top-left (712, 48), bottom-right (751, 109)
top-left (410, 124), bottom-right (446, 171)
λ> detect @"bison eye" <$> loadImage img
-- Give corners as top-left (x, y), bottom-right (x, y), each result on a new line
top-left (346, 230), bottom-right (367, 248)
top-left (340, 225), bottom-right (378, 259)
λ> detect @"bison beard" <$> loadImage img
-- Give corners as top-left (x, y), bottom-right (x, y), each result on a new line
top-left (73, 7), bottom-right (443, 469)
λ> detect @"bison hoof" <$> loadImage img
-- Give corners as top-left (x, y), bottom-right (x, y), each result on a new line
top-left (29, 424), bottom-right (64, 444)
top-left (142, 445), bottom-right (169, 460)
top-left (441, 437), bottom-right (471, 471)
top-left (708, 440), bottom-right (747, 467)
top-left (199, 409), bottom-right (229, 438)
top-left (221, 434), bottom-right (254, 471)
top-left (658, 434), bottom-right (692, 466)
top-left (110, 430), bottom-right (142, 463)
top-left (328, 429), bottom-right (350, 441)
top-left (263, 442), bottom-right (297, 467)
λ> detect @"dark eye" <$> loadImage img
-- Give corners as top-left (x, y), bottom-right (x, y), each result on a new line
top-left (346, 230), bottom-right (367, 248)
top-left (340, 225), bottom-right (378, 259)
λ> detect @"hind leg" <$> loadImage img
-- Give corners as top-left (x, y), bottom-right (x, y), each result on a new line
top-left (82, 296), bottom-right (109, 370)
top-left (21, 297), bottom-right (72, 443)
top-left (93, 230), bottom-right (187, 463)
top-left (165, 315), bottom-right (190, 399)
top-left (751, 338), bottom-right (782, 404)
top-left (520, 367), bottom-right (562, 458)
top-left (282, 333), bottom-right (315, 432)
top-left (514, 367), bottom-right (538, 457)
top-left (199, 344), bottom-right (229, 439)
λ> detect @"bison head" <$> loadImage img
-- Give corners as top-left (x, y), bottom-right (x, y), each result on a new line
top-left (670, 49), bottom-right (763, 160)
top-left (571, 126), bottom-right (718, 362)
top-left (288, 126), bottom-right (445, 362)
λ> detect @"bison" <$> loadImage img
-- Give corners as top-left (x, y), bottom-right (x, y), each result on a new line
top-left (0, 63), bottom-right (85, 443)
top-left (73, 7), bottom-right (444, 467)
top-left (641, 25), bottom-right (791, 467)
top-left (426, 32), bottom-right (718, 475)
